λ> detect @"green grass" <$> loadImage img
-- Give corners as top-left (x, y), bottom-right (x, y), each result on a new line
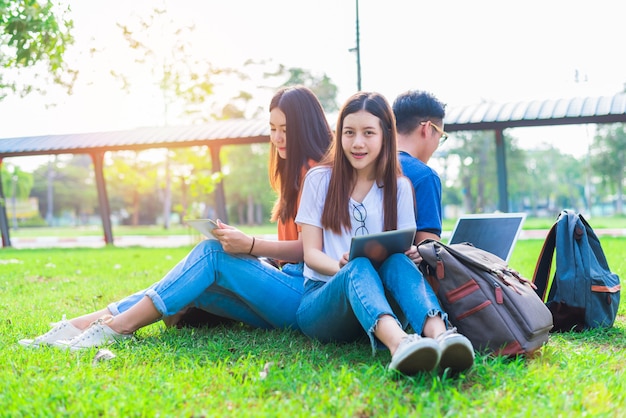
top-left (1, 240), bottom-right (624, 417)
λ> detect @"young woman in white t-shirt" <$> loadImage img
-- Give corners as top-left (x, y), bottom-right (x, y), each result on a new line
top-left (295, 92), bottom-right (474, 375)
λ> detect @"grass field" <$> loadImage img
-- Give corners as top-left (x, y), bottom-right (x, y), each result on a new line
top-left (1, 238), bottom-right (624, 417)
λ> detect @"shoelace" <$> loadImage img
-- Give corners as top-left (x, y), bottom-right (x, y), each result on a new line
top-left (34, 315), bottom-right (69, 342)
top-left (399, 334), bottom-right (423, 348)
top-left (436, 327), bottom-right (459, 341)
top-left (66, 317), bottom-right (110, 345)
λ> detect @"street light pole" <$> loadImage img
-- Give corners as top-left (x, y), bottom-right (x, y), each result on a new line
top-left (349, 0), bottom-right (362, 91)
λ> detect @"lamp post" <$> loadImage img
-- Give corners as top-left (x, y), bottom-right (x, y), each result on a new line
top-left (348, 0), bottom-right (362, 91)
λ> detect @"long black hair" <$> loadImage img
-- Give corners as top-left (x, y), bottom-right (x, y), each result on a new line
top-left (269, 86), bottom-right (333, 223)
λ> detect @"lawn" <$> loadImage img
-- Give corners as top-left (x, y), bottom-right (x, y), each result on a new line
top-left (1, 238), bottom-right (624, 417)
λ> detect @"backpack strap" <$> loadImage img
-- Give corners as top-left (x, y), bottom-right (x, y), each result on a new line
top-left (532, 216), bottom-right (559, 301)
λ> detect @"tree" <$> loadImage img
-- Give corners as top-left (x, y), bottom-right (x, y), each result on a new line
top-left (591, 124), bottom-right (626, 215)
top-left (111, 7), bottom-right (242, 125)
top-left (104, 151), bottom-right (162, 226)
top-left (446, 131), bottom-right (498, 213)
top-left (94, 6), bottom-right (340, 227)
top-left (1, 163), bottom-right (32, 200)
top-left (0, 0), bottom-right (76, 100)
top-left (164, 146), bottom-right (221, 223)
top-left (222, 144), bottom-right (273, 225)
top-left (518, 147), bottom-right (585, 215)
top-left (276, 65), bottom-right (339, 112)
top-left (439, 130), bottom-right (588, 216)
top-left (0, 163), bottom-right (34, 227)
top-left (30, 154), bottom-right (97, 225)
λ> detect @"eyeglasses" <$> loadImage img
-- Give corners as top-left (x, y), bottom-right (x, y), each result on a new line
top-left (420, 121), bottom-right (449, 146)
top-left (352, 203), bottom-right (369, 236)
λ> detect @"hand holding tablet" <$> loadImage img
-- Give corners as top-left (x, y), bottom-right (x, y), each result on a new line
top-left (185, 219), bottom-right (219, 239)
top-left (348, 228), bottom-right (416, 267)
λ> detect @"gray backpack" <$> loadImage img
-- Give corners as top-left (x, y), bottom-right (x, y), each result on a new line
top-left (418, 239), bottom-right (553, 356)
top-left (532, 210), bottom-right (621, 332)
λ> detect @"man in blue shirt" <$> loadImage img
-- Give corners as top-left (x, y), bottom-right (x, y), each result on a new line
top-left (393, 90), bottom-right (449, 244)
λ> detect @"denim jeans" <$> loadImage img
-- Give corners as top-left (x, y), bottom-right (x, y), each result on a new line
top-left (108, 240), bottom-right (304, 330)
top-left (296, 253), bottom-right (445, 353)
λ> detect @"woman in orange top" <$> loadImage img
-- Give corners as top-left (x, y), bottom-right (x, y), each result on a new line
top-left (19, 86), bottom-right (333, 350)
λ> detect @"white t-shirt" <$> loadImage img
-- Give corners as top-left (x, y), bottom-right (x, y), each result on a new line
top-left (295, 165), bottom-right (416, 282)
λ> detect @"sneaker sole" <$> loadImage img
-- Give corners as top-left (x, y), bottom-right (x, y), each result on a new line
top-left (390, 344), bottom-right (440, 375)
top-left (18, 339), bottom-right (39, 348)
top-left (440, 341), bottom-right (474, 372)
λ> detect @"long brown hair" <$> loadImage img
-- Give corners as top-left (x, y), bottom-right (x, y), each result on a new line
top-left (321, 92), bottom-right (401, 234)
top-left (269, 86), bottom-right (333, 223)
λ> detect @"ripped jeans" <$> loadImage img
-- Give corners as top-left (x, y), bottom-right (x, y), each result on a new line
top-left (296, 253), bottom-right (446, 354)
top-left (107, 239), bottom-right (304, 330)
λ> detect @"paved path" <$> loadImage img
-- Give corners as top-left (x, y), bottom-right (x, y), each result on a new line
top-left (6, 229), bottom-right (625, 249)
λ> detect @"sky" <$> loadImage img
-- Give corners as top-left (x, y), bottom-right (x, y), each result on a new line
top-left (1, 0), bottom-right (625, 169)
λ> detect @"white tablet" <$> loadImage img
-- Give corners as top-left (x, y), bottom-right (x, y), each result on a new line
top-left (185, 219), bottom-right (219, 240)
top-left (348, 228), bottom-right (416, 267)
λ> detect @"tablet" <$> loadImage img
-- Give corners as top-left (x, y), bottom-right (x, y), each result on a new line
top-left (185, 219), bottom-right (219, 239)
top-left (348, 228), bottom-right (416, 267)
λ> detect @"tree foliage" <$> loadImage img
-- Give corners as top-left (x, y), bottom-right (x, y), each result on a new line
top-left (1, 162), bottom-right (33, 199)
top-left (0, 0), bottom-right (76, 100)
top-left (103, 7), bottom-right (340, 226)
top-left (591, 124), bottom-right (626, 214)
top-left (112, 7), bottom-right (244, 125)
top-left (30, 155), bottom-right (96, 225)
top-left (221, 143), bottom-right (273, 225)
top-left (440, 131), bottom-right (587, 216)
top-left (104, 151), bottom-right (162, 226)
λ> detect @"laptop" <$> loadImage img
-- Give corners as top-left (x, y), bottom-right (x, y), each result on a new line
top-left (447, 213), bottom-right (526, 262)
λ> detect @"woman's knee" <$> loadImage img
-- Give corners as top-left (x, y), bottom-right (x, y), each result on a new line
top-left (192, 239), bottom-right (223, 253)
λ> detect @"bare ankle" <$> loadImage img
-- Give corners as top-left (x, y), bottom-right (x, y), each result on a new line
top-left (102, 316), bottom-right (132, 335)
top-left (69, 318), bottom-right (91, 331)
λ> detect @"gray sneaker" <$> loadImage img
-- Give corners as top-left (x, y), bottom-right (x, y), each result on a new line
top-left (18, 315), bottom-right (83, 348)
top-left (388, 334), bottom-right (441, 375)
top-left (55, 316), bottom-right (132, 351)
top-left (436, 328), bottom-right (474, 372)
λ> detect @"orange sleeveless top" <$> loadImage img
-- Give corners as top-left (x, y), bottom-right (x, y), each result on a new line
top-left (275, 160), bottom-right (315, 241)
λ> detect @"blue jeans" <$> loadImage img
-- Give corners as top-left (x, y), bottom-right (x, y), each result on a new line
top-left (296, 253), bottom-right (446, 353)
top-left (108, 240), bottom-right (304, 330)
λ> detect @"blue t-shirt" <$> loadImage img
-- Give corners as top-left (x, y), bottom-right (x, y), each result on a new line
top-left (398, 151), bottom-right (442, 237)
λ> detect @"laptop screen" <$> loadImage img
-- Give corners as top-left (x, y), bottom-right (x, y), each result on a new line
top-left (447, 213), bottom-right (526, 262)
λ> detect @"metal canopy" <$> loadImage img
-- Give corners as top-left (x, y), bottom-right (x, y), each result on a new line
top-left (444, 93), bottom-right (626, 131)
top-left (1, 92), bottom-right (626, 248)
top-left (0, 119), bottom-right (271, 157)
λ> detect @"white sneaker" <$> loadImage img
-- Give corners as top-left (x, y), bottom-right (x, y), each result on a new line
top-left (436, 328), bottom-right (474, 372)
top-left (18, 315), bottom-right (83, 348)
top-left (55, 316), bottom-right (132, 351)
top-left (389, 334), bottom-right (440, 375)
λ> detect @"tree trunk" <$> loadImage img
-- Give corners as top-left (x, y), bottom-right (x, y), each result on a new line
top-left (237, 203), bottom-right (244, 225)
top-left (462, 175), bottom-right (474, 213)
top-left (180, 176), bottom-right (187, 224)
top-left (247, 194), bottom-right (254, 225)
top-left (132, 190), bottom-right (140, 226)
top-left (162, 151), bottom-right (171, 229)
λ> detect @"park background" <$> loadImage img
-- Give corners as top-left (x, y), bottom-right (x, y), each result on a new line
top-left (1, 0), bottom-right (625, 236)
top-left (1, 2), bottom-right (624, 416)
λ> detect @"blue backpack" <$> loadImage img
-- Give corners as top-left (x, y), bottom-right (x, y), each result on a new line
top-left (532, 210), bottom-right (621, 332)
